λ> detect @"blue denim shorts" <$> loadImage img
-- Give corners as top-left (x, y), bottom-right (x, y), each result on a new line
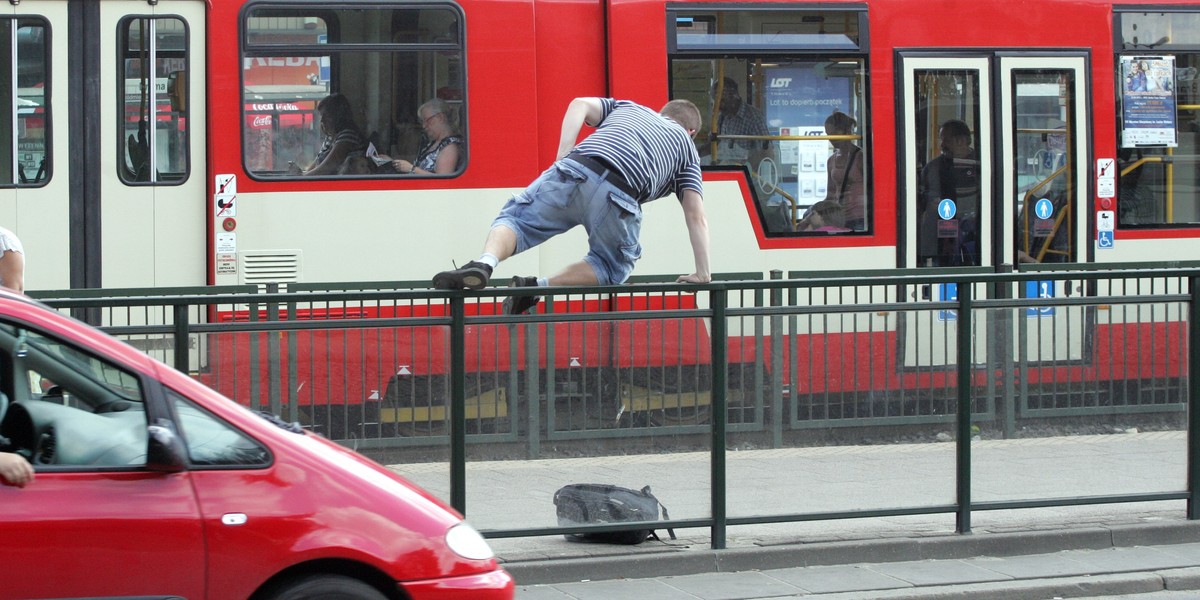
top-left (491, 158), bottom-right (642, 285)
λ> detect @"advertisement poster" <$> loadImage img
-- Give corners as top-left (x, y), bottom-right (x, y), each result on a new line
top-left (1121, 55), bottom-right (1177, 147)
top-left (762, 66), bottom-right (853, 206)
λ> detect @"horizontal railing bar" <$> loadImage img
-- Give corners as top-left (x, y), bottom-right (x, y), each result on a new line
top-left (32, 266), bottom-right (1200, 309)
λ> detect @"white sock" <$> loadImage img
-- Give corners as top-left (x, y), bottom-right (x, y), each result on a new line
top-left (477, 253), bottom-right (499, 268)
top-left (537, 277), bottom-right (549, 287)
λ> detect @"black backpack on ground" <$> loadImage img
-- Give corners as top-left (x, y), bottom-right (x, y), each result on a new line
top-left (553, 483), bottom-right (677, 545)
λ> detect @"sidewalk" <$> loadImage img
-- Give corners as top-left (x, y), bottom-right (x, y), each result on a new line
top-left (386, 431), bottom-right (1200, 596)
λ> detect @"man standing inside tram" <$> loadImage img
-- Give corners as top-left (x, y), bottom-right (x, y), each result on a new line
top-left (431, 97), bottom-right (711, 315)
top-left (709, 78), bottom-right (771, 168)
top-left (918, 119), bottom-right (981, 266)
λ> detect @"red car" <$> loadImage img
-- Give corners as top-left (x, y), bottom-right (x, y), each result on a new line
top-left (0, 291), bottom-right (514, 600)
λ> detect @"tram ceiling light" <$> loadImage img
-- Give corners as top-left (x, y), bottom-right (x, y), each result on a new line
top-left (1128, 35), bottom-right (1170, 49)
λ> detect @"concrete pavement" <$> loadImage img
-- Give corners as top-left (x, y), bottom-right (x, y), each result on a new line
top-left (384, 430), bottom-right (1200, 597)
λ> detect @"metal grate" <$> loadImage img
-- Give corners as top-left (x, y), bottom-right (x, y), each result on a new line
top-left (239, 250), bottom-right (302, 293)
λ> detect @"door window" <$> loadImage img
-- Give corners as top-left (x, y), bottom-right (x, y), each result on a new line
top-left (913, 69), bottom-right (983, 267)
top-left (0, 18), bottom-right (49, 186)
top-left (118, 16), bottom-right (190, 185)
top-left (167, 387), bottom-right (269, 467)
top-left (0, 324), bottom-right (148, 468)
top-left (1010, 70), bottom-right (1077, 264)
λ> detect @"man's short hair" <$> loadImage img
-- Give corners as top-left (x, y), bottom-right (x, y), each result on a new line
top-left (940, 119), bottom-right (972, 141)
top-left (662, 99), bottom-right (702, 133)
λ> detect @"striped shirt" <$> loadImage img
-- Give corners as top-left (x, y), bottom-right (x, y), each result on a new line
top-left (315, 128), bottom-right (364, 164)
top-left (573, 98), bottom-right (703, 204)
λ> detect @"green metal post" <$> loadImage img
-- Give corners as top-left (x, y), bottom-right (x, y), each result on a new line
top-left (450, 296), bottom-right (467, 514)
top-left (266, 283), bottom-right (281, 417)
top-left (173, 303), bottom-right (189, 373)
top-left (1188, 276), bottom-right (1200, 519)
top-left (770, 270), bottom-right (783, 448)
top-left (994, 264), bottom-right (1015, 439)
top-left (956, 282), bottom-right (973, 533)
top-left (711, 287), bottom-right (728, 549)
top-left (287, 300), bottom-right (298, 424)
top-left (525, 319), bottom-right (541, 460)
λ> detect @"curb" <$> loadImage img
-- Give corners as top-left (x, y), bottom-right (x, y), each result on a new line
top-left (809, 573), bottom-right (1166, 600)
top-left (504, 520), bottom-right (1200, 586)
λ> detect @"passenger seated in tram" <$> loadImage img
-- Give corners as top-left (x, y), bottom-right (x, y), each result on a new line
top-left (375, 99), bottom-right (463, 175)
top-left (289, 93), bottom-right (366, 176)
top-left (823, 111), bottom-right (866, 232)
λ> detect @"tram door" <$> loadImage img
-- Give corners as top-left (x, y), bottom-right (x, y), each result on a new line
top-left (0, 3), bottom-right (68, 289)
top-left (901, 54), bottom-right (1088, 366)
top-left (100, 2), bottom-right (206, 288)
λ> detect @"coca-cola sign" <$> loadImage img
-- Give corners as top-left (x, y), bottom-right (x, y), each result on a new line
top-left (249, 103), bottom-right (302, 112)
top-left (250, 115), bottom-right (273, 129)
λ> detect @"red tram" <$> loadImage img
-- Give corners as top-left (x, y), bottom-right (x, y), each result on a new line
top-left (6, 0), bottom-right (1197, 432)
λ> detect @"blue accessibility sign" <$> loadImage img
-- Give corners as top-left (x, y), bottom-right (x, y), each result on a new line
top-left (1035, 198), bottom-right (1054, 220)
top-left (1023, 280), bottom-right (1055, 317)
top-left (1097, 230), bottom-right (1114, 249)
top-left (937, 283), bottom-right (957, 321)
top-left (938, 198), bottom-right (957, 220)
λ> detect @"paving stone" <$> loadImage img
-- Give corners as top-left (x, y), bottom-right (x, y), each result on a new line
top-left (763, 564), bottom-right (912, 594)
top-left (659, 571), bottom-right (806, 600)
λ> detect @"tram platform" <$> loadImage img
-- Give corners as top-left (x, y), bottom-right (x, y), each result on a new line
top-left (385, 429), bottom-right (1200, 596)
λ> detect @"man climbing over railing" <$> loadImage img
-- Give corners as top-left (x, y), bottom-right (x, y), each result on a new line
top-left (432, 97), bottom-right (712, 315)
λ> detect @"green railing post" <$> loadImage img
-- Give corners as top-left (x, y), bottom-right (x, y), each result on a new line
top-left (956, 281), bottom-right (974, 534)
top-left (286, 299), bottom-right (298, 424)
top-left (1188, 276), bottom-right (1200, 520)
top-left (266, 283), bottom-right (281, 417)
top-left (450, 295), bottom-right (467, 514)
top-left (770, 270), bottom-right (783, 448)
top-left (711, 286), bottom-right (728, 550)
top-left (994, 264), bottom-right (1016, 439)
top-left (173, 303), bottom-right (189, 373)
top-left (524, 318), bottom-right (541, 460)
top-left (249, 293), bottom-right (260, 411)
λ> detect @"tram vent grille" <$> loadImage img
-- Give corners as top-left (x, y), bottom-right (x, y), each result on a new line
top-left (239, 250), bottom-right (302, 293)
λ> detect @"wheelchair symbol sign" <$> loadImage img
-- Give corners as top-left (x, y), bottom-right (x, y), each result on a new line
top-left (937, 283), bottom-right (957, 321)
top-left (1097, 230), bottom-right (1114, 249)
top-left (1024, 280), bottom-right (1055, 317)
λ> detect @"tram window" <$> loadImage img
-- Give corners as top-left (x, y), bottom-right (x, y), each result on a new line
top-left (1115, 11), bottom-right (1200, 227)
top-left (118, 17), bottom-right (190, 185)
top-left (0, 19), bottom-right (49, 187)
top-left (669, 8), bottom-right (869, 236)
top-left (241, 6), bottom-right (466, 179)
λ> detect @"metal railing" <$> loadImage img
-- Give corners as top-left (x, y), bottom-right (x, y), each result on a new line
top-left (29, 262), bottom-right (1200, 547)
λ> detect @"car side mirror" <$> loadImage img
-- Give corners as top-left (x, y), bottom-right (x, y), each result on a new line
top-left (146, 422), bottom-right (188, 473)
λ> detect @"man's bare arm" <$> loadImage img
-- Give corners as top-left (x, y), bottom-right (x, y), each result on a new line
top-left (556, 98), bottom-right (604, 159)
top-left (676, 189), bottom-right (711, 283)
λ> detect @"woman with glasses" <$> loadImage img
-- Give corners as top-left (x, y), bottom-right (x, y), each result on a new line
top-left (389, 98), bottom-right (463, 175)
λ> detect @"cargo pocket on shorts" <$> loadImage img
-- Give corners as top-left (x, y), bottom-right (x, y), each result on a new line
top-left (519, 163), bottom-right (587, 209)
